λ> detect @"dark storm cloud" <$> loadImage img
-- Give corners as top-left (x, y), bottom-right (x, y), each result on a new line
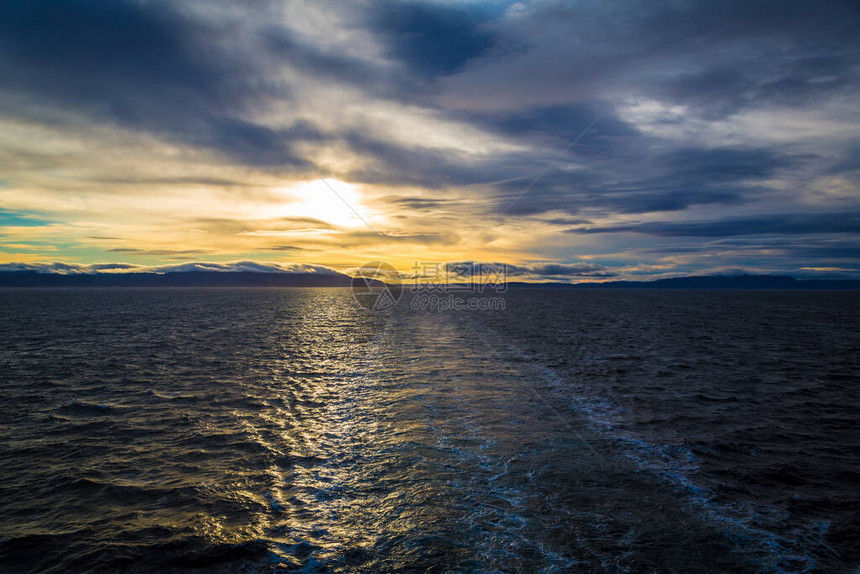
top-left (665, 147), bottom-right (793, 182)
top-left (615, 237), bottom-right (860, 276)
top-left (827, 141), bottom-right (860, 175)
top-left (490, 144), bottom-right (793, 217)
top-left (0, 0), bottom-right (504, 168)
top-left (367, 1), bottom-right (499, 77)
top-left (443, 0), bottom-right (860, 117)
top-left (628, 236), bottom-right (860, 257)
top-left (1, 0), bottom-right (851, 186)
top-left (712, 237), bottom-right (860, 261)
top-left (0, 0), bottom-right (314, 166)
top-left (494, 175), bottom-right (747, 217)
top-left (0, 1), bottom-right (212, 88)
top-left (460, 103), bottom-right (637, 148)
top-left (659, 57), bottom-right (858, 118)
top-left (338, 92), bottom-right (803, 217)
top-left (343, 125), bottom-right (801, 220)
top-left (575, 212), bottom-right (860, 237)
top-left (646, 1), bottom-right (860, 116)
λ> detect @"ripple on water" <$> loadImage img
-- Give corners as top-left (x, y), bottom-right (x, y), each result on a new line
top-left (0, 288), bottom-right (858, 572)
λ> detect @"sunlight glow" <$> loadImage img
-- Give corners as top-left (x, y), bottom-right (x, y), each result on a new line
top-left (277, 179), bottom-right (374, 229)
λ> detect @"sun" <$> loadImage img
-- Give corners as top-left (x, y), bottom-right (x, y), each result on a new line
top-left (278, 179), bottom-right (375, 229)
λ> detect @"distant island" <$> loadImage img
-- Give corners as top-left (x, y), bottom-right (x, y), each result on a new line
top-left (1, 270), bottom-right (858, 289)
top-left (507, 275), bottom-right (860, 290)
top-left (0, 270), bottom-right (355, 288)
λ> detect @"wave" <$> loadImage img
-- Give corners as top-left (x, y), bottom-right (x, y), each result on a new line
top-left (527, 356), bottom-right (836, 573)
top-left (56, 398), bottom-right (123, 415)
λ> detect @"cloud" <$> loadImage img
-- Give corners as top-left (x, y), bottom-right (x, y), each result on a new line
top-left (0, 260), bottom-right (343, 276)
top-left (190, 217), bottom-right (336, 236)
top-left (148, 261), bottom-right (342, 275)
top-left (0, 0), bottom-right (312, 166)
top-left (488, 143), bottom-right (793, 217)
top-left (827, 140), bottom-right (860, 175)
top-left (336, 230), bottom-right (460, 248)
top-left (0, 1), bottom-right (857, 277)
top-left (440, 0), bottom-right (860, 115)
top-left (366, 1), bottom-right (499, 77)
top-left (575, 211), bottom-right (860, 237)
top-left (505, 262), bottom-right (617, 278)
top-left (107, 248), bottom-right (212, 256)
top-left (89, 263), bottom-right (140, 271)
top-left (0, 262), bottom-right (137, 274)
top-left (382, 196), bottom-right (467, 212)
top-left (462, 103), bottom-right (636, 146)
top-left (443, 260), bottom-right (618, 280)
top-left (260, 245), bottom-right (319, 252)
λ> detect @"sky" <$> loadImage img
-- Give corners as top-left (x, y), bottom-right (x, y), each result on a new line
top-left (0, 0), bottom-right (859, 281)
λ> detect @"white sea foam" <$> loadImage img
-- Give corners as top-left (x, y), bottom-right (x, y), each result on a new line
top-left (512, 347), bottom-right (835, 573)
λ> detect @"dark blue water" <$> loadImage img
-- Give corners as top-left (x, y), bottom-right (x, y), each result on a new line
top-left (0, 288), bottom-right (858, 572)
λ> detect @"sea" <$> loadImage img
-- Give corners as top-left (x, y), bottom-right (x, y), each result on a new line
top-left (0, 288), bottom-right (858, 573)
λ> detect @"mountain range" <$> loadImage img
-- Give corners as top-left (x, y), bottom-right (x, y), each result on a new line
top-left (1, 270), bottom-right (858, 289)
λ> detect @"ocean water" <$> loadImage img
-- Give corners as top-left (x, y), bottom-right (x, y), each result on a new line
top-left (0, 288), bottom-right (858, 573)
